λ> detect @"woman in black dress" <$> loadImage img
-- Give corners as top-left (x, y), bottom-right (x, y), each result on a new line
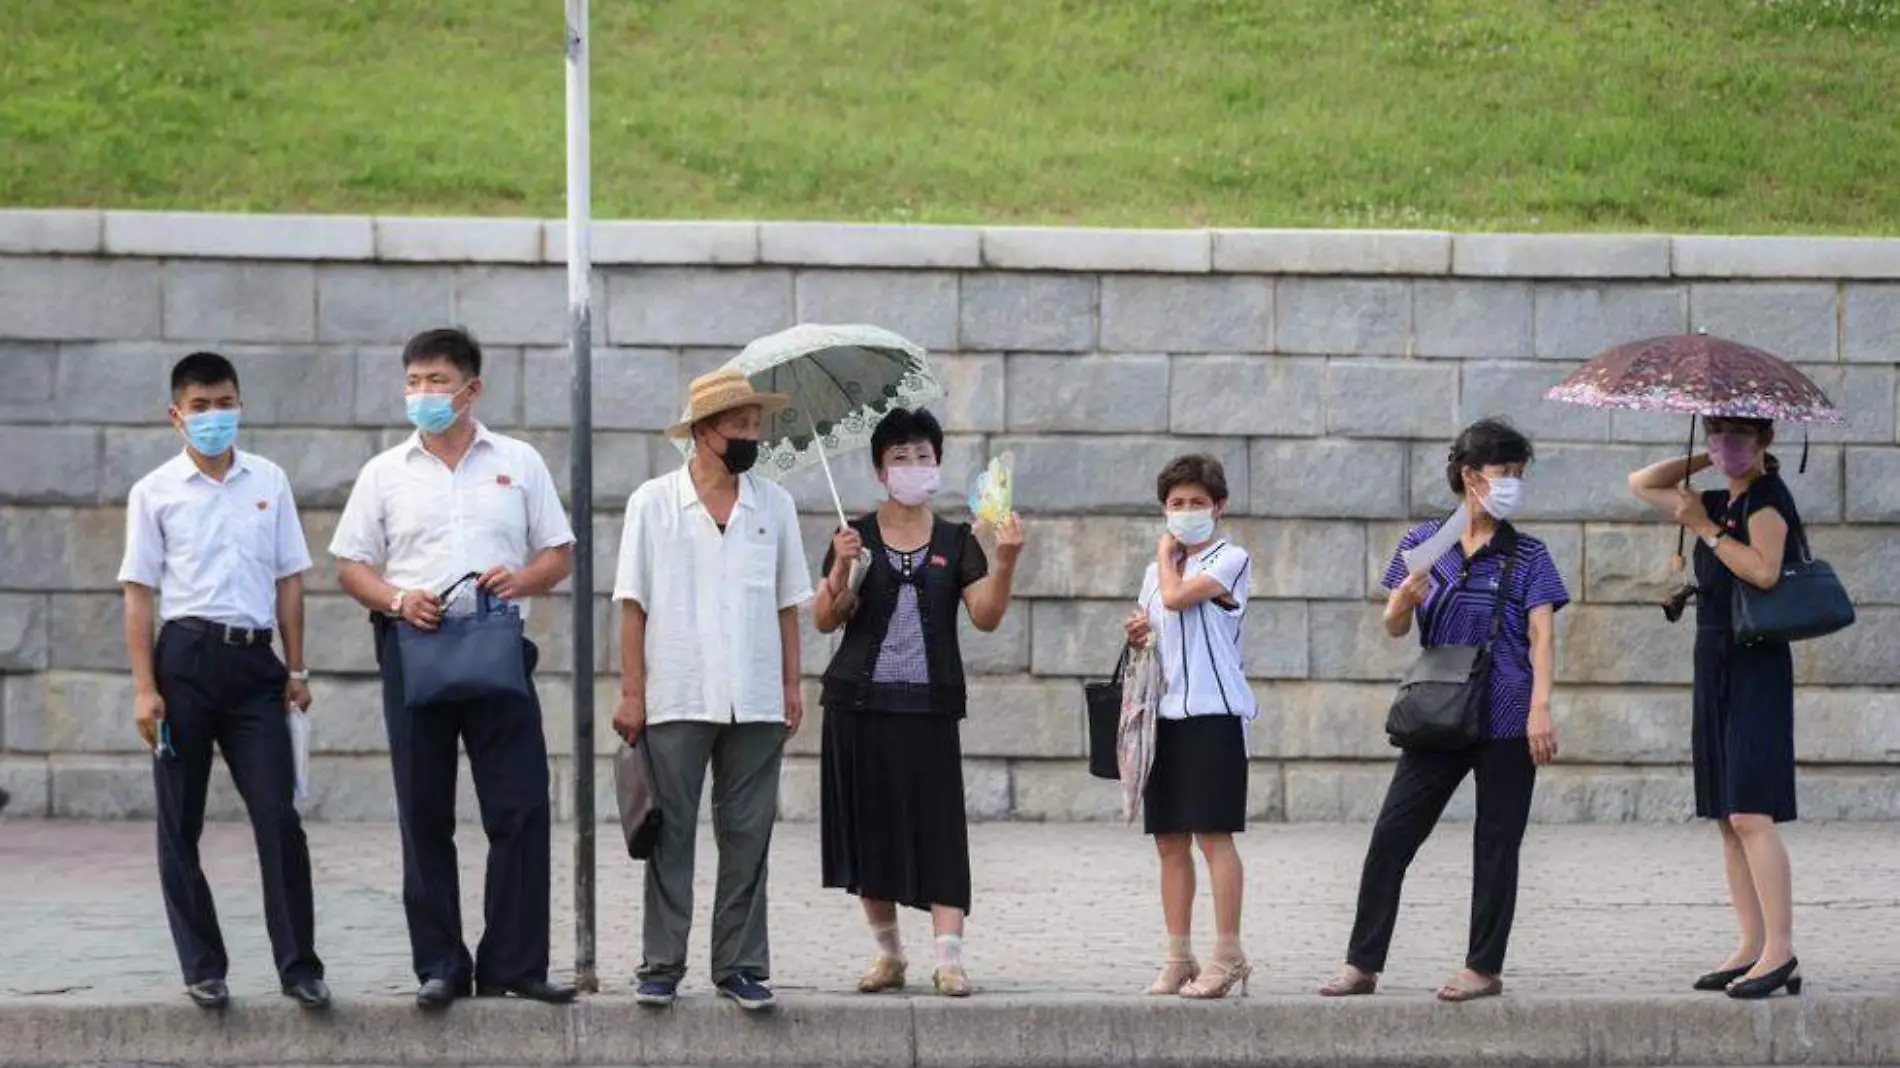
top-left (811, 409), bottom-right (1023, 998)
top-left (1629, 416), bottom-right (1802, 999)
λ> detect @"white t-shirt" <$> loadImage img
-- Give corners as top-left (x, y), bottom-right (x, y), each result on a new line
top-left (1139, 539), bottom-right (1257, 723)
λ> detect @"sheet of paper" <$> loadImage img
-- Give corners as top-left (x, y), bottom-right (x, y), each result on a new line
top-left (1400, 504), bottom-right (1470, 578)
top-left (288, 710), bottom-right (311, 805)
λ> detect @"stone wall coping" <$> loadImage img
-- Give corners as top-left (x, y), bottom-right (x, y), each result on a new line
top-left (9, 209), bottom-right (1900, 278)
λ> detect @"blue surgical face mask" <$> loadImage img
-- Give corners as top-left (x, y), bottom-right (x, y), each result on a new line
top-left (404, 387), bottom-right (463, 434)
top-left (181, 408), bottom-right (240, 457)
top-left (1166, 508), bottom-right (1216, 546)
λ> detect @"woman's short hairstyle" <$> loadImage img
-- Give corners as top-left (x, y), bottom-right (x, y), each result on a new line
top-left (1156, 454), bottom-right (1229, 505)
top-left (870, 408), bottom-right (944, 469)
top-left (1446, 418), bottom-right (1535, 497)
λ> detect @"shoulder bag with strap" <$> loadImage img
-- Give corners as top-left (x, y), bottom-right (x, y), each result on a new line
top-left (1729, 485), bottom-right (1855, 645)
top-left (1384, 525), bottom-right (1519, 751)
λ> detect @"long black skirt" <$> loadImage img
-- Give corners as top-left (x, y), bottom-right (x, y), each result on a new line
top-left (821, 706), bottom-right (971, 913)
top-left (1144, 715), bottom-right (1248, 836)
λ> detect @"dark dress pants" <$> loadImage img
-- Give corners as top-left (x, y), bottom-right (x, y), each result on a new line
top-left (152, 623), bottom-right (323, 986)
top-left (375, 622), bottom-right (553, 989)
top-left (1345, 737), bottom-right (1536, 977)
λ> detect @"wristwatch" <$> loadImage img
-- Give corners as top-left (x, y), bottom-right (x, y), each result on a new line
top-left (389, 588), bottom-right (407, 615)
top-left (1702, 527), bottom-right (1727, 549)
top-left (287, 669), bottom-right (311, 682)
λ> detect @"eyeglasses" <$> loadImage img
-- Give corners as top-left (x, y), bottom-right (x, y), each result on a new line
top-left (154, 720), bottom-right (177, 761)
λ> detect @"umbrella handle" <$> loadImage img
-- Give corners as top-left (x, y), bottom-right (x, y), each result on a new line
top-left (806, 409), bottom-right (849, 529)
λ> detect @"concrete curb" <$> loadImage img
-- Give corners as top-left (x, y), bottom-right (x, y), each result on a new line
top-left (9, 209), bottom-right (1900, 278)
top-left (3, 993), bottom-right (1897, 1067)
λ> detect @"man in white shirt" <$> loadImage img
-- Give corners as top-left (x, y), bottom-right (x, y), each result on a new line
top-left (330, 328), bottom-right (576, 1011)
top-left (118, 351), bottom-right (328, 1011)
top-left (612, 368), bottom-right (814, 1011)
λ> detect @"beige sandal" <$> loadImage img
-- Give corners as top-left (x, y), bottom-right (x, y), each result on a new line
top-left (1181, 956), bottom-right (1251, 999)
top-left (933, 965), bottom-right (972, 997)
top-left (1318, 967), bottom-right (1377, 997)
top-left (1146, 957), bottom-right (1199, 995)
top-left (857, 955), bottom-right (907, 993)
top-left (1436, 972), bottom-right (1503, 1002)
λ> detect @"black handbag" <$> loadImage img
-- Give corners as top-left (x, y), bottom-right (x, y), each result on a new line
top-left (395, 573), bottom-right (532, 709)
top-left (1731, 506), bottom-right (1855, 645)
top-left (1385, 528), bottom-right (1519, 751)
top-left (613, 733), bottom-right (663, 861)
top-left (1083, 646), bottom-right (1130, 780)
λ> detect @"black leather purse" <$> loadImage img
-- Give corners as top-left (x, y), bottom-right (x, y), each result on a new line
top-left (1385, 527), bottom-right (1519, 751)
top-left (1730, 497), bottom-right (1855, 645)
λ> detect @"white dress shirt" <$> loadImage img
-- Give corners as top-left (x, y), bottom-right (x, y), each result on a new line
top-left (118, 450), bottom-right (312, 630)
top-left (1139, 539), bottom-right (1258, 723)
top-left (329, 424), bottom-right (574, 619)
top-left (613, 466), bottom-right (814, 726)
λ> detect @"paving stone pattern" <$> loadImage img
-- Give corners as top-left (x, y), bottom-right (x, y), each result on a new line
top-left (1, 821), bottom-right (1897, 1003)
top-left (2, 213), bottom-right (1899, 821)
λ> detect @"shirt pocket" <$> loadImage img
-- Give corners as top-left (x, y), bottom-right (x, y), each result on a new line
top-left (473, 479), bottom-right (530, 540)
top-left (742, 528), bottom-right (778, 590)
top-left (235, 497), bottom-right (279, 571)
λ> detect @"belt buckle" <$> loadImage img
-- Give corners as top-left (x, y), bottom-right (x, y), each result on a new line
top-left (220, 624), bottom-right (248, 646)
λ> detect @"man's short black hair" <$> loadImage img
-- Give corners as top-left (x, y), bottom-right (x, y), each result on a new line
top-left (170, 351), bottom-right (239, 398)
top-left (1446, 417), bottom-right (1535, 496)
top-left (870, 408), bottom-right (944, 468)
top-left (402, 327), bottom-right (483, 378)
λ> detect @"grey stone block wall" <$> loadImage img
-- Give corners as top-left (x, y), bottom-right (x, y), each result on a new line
top-left (3, 210), bottom-right (1899, 822)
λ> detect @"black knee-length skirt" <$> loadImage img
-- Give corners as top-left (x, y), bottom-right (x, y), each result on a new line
top-left (1693, 629), bottom-right (1797, 822)
top-left (1144, 715), bottom-right (1249, 836)
top-left (820, 706), bottom-right (971, 913)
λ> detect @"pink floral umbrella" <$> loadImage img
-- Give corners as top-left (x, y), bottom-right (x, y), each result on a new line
top-left (1545, 333), bottom-right (1843, 424)
top-left (1546, 332), bottom-right (1843, 592)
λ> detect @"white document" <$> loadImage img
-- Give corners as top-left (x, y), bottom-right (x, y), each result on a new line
top-left (288, 710), bottom-right (311, 805)
top-left (1401, 504), bottom-right (1471, 578)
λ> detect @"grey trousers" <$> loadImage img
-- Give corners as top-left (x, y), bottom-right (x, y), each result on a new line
top-left (638, 720), bottom-right (785, 983)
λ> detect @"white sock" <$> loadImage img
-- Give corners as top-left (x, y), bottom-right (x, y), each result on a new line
top-left (935, 934), bottom-right (964, 969)
top-left (872, 922), bottom-right (903, 961)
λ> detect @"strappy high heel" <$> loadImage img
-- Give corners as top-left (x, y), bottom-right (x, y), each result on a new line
top-left (1146, 957), bottom-right (1199, 996)
top-left (1180, 956), bottom-right (1251, 999)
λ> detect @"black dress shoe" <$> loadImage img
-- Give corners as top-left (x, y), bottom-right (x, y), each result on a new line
top-left (475, 979), bottom-right (577, 1004)
top-left (1693, 961), bottom-right (1756, 991)
top-left (416, 978), bottom-right (457, 1011)
top-left (186, 979), bottom-right (229, 1009)
top-left (282, 977), bottom-right (332, 1009)
top-left (1728, 957), bottom-right (1802, 1000)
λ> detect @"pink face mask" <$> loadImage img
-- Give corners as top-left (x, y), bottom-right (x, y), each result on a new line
top-left (1707, 432), bottom-right (1762, 478)
top-left (885, 465), bottom-right (941, 506)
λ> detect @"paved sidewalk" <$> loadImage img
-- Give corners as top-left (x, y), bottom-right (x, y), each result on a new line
top-left (2, 820), bottom-right (1897, 1002)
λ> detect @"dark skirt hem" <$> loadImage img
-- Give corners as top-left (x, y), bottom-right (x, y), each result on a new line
top-left (821, 705), bottom-right (973, 915)
top-left (1143, 715), bottom-right (1248, 837)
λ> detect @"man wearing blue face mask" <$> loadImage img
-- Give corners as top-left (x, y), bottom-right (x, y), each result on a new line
top-left (330, 327), bottom-right (576, 1011)
top-left (118, 351), bottom-right (327, 1011)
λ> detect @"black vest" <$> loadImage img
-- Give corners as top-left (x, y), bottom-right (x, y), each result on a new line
top-left (820, 514), bottom-right (970, 718)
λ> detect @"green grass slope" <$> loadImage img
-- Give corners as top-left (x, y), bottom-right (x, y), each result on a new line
top-left (4, 0), bottom-right (1900, 232)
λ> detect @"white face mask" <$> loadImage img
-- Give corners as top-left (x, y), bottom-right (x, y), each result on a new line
top-left (1166, 509), bottom-right (1217, 546)
top-left (1480, 476), bottom-right (1524, 521)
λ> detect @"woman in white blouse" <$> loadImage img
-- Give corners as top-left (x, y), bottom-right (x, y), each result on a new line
top-left (1122, 454), bottom-right (1257, 999)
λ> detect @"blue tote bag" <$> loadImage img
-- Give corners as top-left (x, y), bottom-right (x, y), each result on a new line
top-left (396, 573), bottom-right (532, 709)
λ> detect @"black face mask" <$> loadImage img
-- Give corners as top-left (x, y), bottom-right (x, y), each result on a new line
top-left (718, 436), bottom-right (761, 475)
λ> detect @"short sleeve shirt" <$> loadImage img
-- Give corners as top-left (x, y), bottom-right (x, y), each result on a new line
top-left (613, 467), bottom-right (814, 726)
top-left (1694, 471), bottom-right (1798, 629)
top-left (117, 451), bottom-right (312, 631)
top-left (1138, 540), bottom-right (1258, 722)
top-left (821, 524), bottom-right (989, 688)
top-left (328, 424), bottom-right (574, 620)
top-left (1383, 520), bottom-right (1570, 738)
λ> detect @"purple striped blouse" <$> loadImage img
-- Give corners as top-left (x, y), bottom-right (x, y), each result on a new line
top-left (1382, 520), bottom-right (1570, 740)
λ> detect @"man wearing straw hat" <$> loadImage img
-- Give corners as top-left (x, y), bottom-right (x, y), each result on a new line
top-left (612, 368), bottom-right (814, 1011)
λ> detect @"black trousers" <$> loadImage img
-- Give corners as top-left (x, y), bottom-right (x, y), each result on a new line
top-left (1345, 738), bottom-right (1536, 977)
top-left (152, 623), bottom-right (322, 986)
top-left (374, 622), bottom-right (552, 989)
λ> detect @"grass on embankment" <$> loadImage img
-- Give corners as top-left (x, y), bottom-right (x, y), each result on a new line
top-left (4, 0), bottom-right (1900, 233)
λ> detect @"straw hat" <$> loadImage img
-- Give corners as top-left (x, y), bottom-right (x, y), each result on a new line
top-left (665, 368), bottom-right (790, 440)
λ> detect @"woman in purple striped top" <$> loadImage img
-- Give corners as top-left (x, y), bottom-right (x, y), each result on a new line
top-left (1319, 419), bottom-right (1569, 1003)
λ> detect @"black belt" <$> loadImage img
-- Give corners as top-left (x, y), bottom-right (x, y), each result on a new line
top-left (169, 617), bottom-right (274, 647)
